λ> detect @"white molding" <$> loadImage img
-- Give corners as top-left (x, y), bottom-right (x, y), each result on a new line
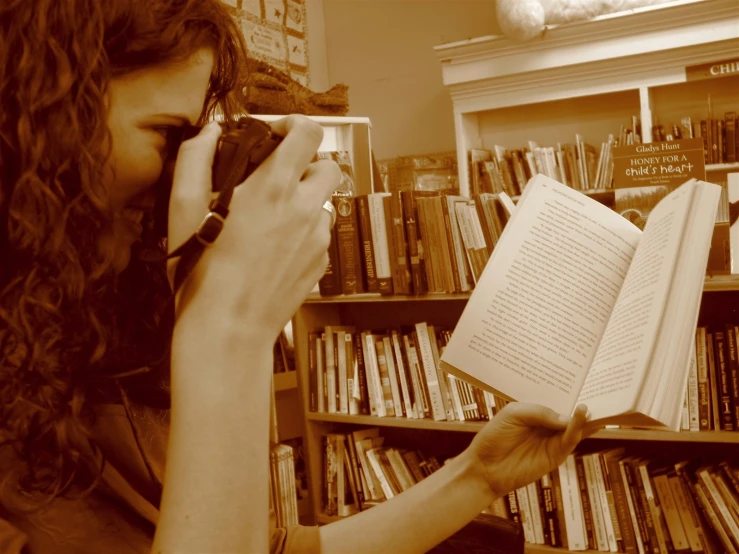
top-left (435, 0), bottom-right (739, 196)
top-left (436, 0), bottom-right (739, 99)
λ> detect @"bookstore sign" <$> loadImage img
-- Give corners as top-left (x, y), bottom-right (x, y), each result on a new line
top-left (685, 57), bottom-right (739, 81)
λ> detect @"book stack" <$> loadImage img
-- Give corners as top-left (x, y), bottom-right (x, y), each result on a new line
top-left (322, 427), bottom-right (443, 517)
top-left (269, 443), bottom-right (300, 528)
top-left (307, 322), bottom-right (509, 422)
top-left (318, 189), bottom-right (516, 297)
top-left (494, 453), bottom-right (739, 553)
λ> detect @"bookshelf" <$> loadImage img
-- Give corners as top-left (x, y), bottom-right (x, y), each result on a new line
top-left (287, 1), bottom-right (739, 550)
top-left (434, 0), bottom-right (739, 195)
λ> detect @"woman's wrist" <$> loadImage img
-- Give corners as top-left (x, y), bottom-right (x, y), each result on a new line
top-left (455, 447), bottom-right (499, 508)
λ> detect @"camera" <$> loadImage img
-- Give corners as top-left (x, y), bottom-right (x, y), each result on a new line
top-left (148, 115), bottom-right (283, 244)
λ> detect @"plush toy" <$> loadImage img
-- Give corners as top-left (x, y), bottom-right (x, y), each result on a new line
top-left (496, 0), bottom-right (677, 42)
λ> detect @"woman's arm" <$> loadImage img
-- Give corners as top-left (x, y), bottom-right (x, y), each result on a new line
top-left (152, 303), bottom-right (274, 554)
top-left (151, 115), bottom-right (340, 554)
top-left (320, 449), bottom-right (495, 554)
top-left (321, 403), bottom-right (589, 554)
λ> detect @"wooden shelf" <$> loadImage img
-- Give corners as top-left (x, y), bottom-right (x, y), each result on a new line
top-left (307, 412), bottom-right (485, 432)
top-left (305, 275), bottom-right (739, 304)
top-left (303, 292), bottom-right (472, 303)
top-left (706, 161), bottom-right (739, 172)
top-left (703, 273), bottom-right (739, 291)
top-left (307, 413), bottom-right (739, 443)
top-left (273, 371), bottom-right (298, 392)
top-left (525, 545), bottom-right (575, 554)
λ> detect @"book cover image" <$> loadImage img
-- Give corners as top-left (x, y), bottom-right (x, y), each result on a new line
top-left (614, 184), bottom-right (670, 230)
top-left (730, 172), bottom-right (739, 274)
top-left (612, 138), bottom-right (706, 230)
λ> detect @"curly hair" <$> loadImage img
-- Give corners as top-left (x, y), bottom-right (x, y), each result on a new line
top-left (0, 0), bottom-right (248, 512)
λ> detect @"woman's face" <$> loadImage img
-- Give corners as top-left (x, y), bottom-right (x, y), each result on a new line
top-left (103, 48), bottom-right (214, 272)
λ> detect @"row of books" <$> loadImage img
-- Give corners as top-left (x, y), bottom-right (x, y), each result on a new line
top-left (469, 119), bottom-right (642, 198)
top-left (318, 189), bottom-right (515, 297)
top-left (308, 322), bottom-right (509, 422)
top-left (269, 443), bottom-right (300, 528)
top-left (493, 452), bottom-right (739, 554)
top-left (683, 325), bottom-right (739, 432)
top-left (319, 428), bottom-right (739, 554)
top-left (309, 320), bottom-right (739, 434)
top-left (322, 428), bottom-right (443, 517)
top-left (652, 109), bottom-right (738, 165)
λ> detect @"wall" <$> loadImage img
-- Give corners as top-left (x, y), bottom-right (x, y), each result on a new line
top-left (322, 0), bottom-right (500, 160)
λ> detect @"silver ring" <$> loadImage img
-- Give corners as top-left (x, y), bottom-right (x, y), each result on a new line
top-left (322, 200), bottom-right (337, 229)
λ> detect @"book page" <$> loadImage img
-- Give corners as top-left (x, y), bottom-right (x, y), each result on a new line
top-left (576, 181), bottom-right (696, 420)
top-left (440, 175), bottom-right (641, 415)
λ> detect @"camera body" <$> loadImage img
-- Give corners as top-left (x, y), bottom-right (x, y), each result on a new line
top-left (149, 116), bottom-right (283, 242)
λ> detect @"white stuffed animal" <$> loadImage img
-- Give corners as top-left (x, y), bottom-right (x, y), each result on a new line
top-left (497, 0), bottom-right (676, 42)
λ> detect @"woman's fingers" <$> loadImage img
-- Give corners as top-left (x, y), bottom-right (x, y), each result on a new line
top-left (265, 115), bottom-right (325, 186)
top-left (168, 122), bottom-right (222, 250)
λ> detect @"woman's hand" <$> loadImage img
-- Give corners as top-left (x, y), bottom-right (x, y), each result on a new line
top-left (167, 115), bottom-right (341, 342)
top-left (464, 403), bottom-right (591, 499)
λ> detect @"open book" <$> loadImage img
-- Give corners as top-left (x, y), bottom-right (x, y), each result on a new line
top-left (440, 174), bottom-right (721, 431)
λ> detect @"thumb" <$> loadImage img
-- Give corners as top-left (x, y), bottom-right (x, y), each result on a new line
top-left (168, 121), bottom-right (222, 252)
top-left (508, 402), bottom-right (570, 430)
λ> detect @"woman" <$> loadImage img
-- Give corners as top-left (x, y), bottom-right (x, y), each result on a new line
top-left (0, 1), bottom-right (591, 552)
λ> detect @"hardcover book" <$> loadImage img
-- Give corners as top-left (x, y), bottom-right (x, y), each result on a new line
top-left (440, 174), bottom-right (721, 431)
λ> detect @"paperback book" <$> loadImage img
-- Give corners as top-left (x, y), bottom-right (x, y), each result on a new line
top-left (440, 174), bottom-right (721, 430)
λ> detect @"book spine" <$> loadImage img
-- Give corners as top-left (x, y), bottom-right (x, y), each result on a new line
top-left (388, 191), bottom-right (412, 295)
top-left (653, 473), bottom-right (690, 552)
top-left (624, 461), bottom-right (664, 554)
top-left (583, 454), bottom-right (609, 551)
top-left (696, 327), bottom-right (711, 430)
top-left (726, 112), bottom-right (737, 163)
top-left (318, 334), bottom-right (326, 413)
top-left (318, 223), bottom-right (343, 296)
top-left (637, 463), bottom-right (669, 554)
top-left (336, 331), bottom-right (349, 414)
top-left (308, 332), bottom-right (319, 412)
top-left (400, 190), bottom-right (426, 295)
top-left (688, 337), bottom-right (700, 431)
top-left (611, 458), bottom-right (641, 554)
top-left (562, 456), bottom-right (589, 550)
top-left (345, 332), bottom-right (358, 415)
top-left (353, 332), bottom-right (370, 415)
top-left (540, 473), bottom-right (559, 547)
top-left (706, 333), bottom-right (721, 430)
top-left (391, 330), bottom-right (416, 419)
top-left (575, 455), bottom-right (597, 550)
top-left (333, 196), bottom-right (365, 295)
top-left (528, 480), bottom-right (546, 545)
top-left (382, 336), bottom-right (404, 418)
top-left (668, 475), bottom-right (702, 553)
top-left (413, 323), bottom-right (446, 421)
top-left (355, 195), bottom-right (378, 293)
top-left (725, 325), bottom-right (739, 429)
top-left (551, 468), bottom-right (569, 548)
top-left (368, 193), bottom-right (393, 295)
top-left (714, 331), bottom-right (735, 431)
top-left (594, 453), bottom-right (620, 552)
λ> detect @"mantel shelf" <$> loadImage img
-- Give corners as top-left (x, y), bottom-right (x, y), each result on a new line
top-left (307, 413), bottom-right (739, 444)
